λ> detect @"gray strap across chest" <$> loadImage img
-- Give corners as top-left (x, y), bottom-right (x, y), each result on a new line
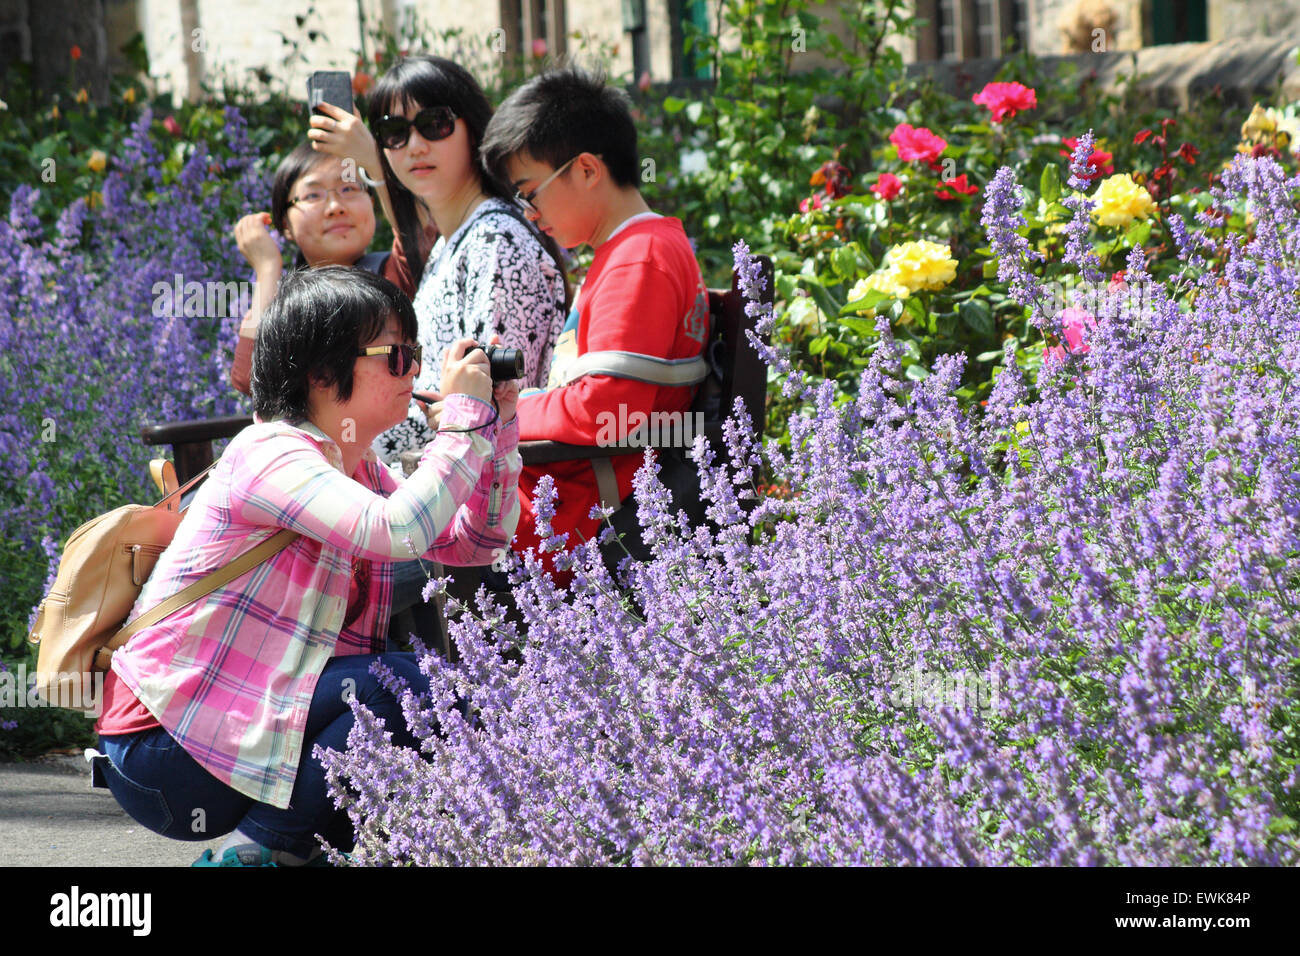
top-left (558, 350), bottom-right (709, 387)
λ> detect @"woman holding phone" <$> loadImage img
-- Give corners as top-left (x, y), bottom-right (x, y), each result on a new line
top-left (92, 267), bottom-right (520, 866)
top-left (308, 56), bottom-right (567, 466)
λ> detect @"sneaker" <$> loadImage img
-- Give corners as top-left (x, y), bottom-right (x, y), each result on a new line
top-left (192, 845), bottom-right (277, 867)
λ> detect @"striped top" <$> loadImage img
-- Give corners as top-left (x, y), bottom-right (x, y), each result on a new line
top-left (107, 395), bottom-right (519, 808)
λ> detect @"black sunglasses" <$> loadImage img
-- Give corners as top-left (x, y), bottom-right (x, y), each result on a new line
top-left (357, 343), bottom-right (423, 376)
top-left (373, 107), bottom-right (458, 151)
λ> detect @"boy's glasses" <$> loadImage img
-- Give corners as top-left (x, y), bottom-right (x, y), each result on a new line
top-left (357, 343), bottom-right (422, 376)
top-left (289, 184), bottom-right (368, 208)
top-left (373, 107), bottom-right (458, 150)
top-left (514, 155), bottom-right (580, 214)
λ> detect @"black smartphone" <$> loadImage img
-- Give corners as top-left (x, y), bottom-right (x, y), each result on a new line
top-left (306, 71), bottom-right (353, 116)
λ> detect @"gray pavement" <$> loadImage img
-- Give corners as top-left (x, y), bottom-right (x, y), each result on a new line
top-left (0, 752), bottom-right (213, 866)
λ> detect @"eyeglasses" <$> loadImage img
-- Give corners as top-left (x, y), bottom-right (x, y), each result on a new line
top-left (357, 343), bottom-right (423, 376)
top-left (373, 106), bottom-right (459, 151)
top-left (514, 155), bottom-right (580, 214)
top-left (289, 183), bottom-right (369, 208)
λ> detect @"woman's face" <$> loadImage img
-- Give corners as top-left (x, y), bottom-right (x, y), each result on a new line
top-left (339, 315), bottom-right (422, 440)
top-left (283, 157), bottom-right (377, 267)
top-left (382, 97), bottom-right (478, 205)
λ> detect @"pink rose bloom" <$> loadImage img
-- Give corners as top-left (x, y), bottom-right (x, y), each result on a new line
top-left (871, 172), bottom-right (903, 200)
top-left (889, 123), bottom-right (947, 164)
top-left (162, 115), bottom-right (182, 137)
top-left (531, 38), bottom-right (548, 58)
top-left (972, 82), bottom-right (1037, 123)
top-left (1061, 307), bottom-right (1096, 353)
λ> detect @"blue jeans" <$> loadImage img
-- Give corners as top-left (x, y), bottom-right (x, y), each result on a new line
top-left (388, 558), bottom-right (443, 652)
top-left (96, 653), bottom-right (430, 859)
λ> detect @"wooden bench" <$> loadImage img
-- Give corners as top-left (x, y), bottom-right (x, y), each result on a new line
top-left (140, 256), bottom-right (773, 484)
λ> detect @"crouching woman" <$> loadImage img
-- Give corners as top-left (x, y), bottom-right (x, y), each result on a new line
top-left (91, 266), bottom-right (519, 866)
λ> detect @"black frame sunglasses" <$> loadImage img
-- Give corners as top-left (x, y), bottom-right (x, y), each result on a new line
top-left (357, 343), bottom-right (423, 376)
top-left (373, 107), bottom-right (459, 151)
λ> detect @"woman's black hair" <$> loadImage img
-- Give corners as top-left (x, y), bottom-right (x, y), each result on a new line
top-left (367, 55), bottom-right (569, 303)
top-left (251, 266), bottom-right (418, 422)
top-left (270, 143), bottom-right (377, 270)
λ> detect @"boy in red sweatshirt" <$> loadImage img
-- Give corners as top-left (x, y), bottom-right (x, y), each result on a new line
top-left (481, 68), bottom-right (710, 576)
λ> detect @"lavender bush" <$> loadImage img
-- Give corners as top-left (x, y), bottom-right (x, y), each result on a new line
top-left (1, 108), bottom-right (262, 650)
top-left (323, 146), bottom-right (1300, 865)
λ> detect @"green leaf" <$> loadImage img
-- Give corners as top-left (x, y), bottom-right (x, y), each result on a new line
top-left (904, 296), bottom-right (927, 326)
top-left (1040, 163), bottom-right (1061, 205)
top-left (808, 334), bottom-right (831, 356)
top-left (663, 96), bottom-right (687, 114)
top-left (982, 260), bottom-right (999, 279)
top-left (840, 316), bottom-right (879, 336)
top-left (960, 299), bottom-right (994, 337)
top-left (840, 289), bottom-right (894, 315)
top-left (830, 246), bottom-right (858, 280)
top-left (976, 349), bottom-right (1005, 362)
top-left (904, 363), bottom-right (930, 381)
top-left (1125, 219), bottom-right (1152, 246)
top-left (799, 278), bottom-right (842, 322)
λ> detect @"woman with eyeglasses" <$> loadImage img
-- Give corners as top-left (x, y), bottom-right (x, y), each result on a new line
top-left (229, 143), bottom-right (417, 396)
top-left (92, 267), bottom-right (520, 866)
top-left (308, 56), bottom-right (568, 466)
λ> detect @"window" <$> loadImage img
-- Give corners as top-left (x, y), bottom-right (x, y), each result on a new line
top-left (671, 0), bottom-right (713, 80)
top-left (1149, 0), bottom-right (1207, 45)
top-left (500, 0), bottom-right (567, 61)
top-left (915, 0), bottom-right (1026, 61)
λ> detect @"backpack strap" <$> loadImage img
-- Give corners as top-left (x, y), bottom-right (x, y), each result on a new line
top-left (442, 203), bottom-right (540, 263)
top-left (355, 250), bottom-right (391, 275)
top-left (558, 350), bottom-right (711, 388)
top-left (98, 528), bottom-right (299, 667)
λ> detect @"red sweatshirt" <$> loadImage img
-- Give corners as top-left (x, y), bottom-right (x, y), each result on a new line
top-left (515, 216), bottom-right (709, 570)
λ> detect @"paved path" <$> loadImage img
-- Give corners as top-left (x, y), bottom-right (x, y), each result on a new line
top-left (0, 753), bottom-right (211, 866)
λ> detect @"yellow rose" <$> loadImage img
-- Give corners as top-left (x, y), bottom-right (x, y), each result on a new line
top-left (882, 240), bottom-right (957, 294)
top-left (86, 149), bottom-right (107, 173)
top-left (1091, 173), bottom-right (1156, 228)
top-left (123, 87), bottom-right (136, 104)
top-left (75, 87), bottom-right (89, 105)
top-left (1241, 104), bottom-right (1275, 142)
top-left (848, 272), bottom-right (906, 307)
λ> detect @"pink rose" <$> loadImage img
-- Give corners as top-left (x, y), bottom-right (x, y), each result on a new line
top-left (889, 123), bottom-right (947, 164)
top-left (162, 115), bottom-right (182, 137)
top-left (972, 82), bottom-right (1037, 123)
top-left (1060, 307), bottom-right (1096, 354)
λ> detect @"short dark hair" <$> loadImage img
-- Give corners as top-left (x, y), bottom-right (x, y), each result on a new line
top-left (481, 67), bottom-right (639, 190)
top-left (251, 266), bottom-right (418, 422)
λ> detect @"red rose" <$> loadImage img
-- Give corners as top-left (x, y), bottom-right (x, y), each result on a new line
top-left (889, 123), bottom-right (947, 164)
top-left (531, 38), bottom-right (548, 58)
top-left (70, 45), bottom-right (82, 60)
top-left (352, 72), bottom-right (372, 96)
top-left (935, 173), bottom-right (979, 200)
top-left (162, 115), bottom-right (182, 137)
top-left (1060, 138), bottom-right (1114, 181)
top-left (798, 194), bottom-right (825, 214)
top-left (871, 172), bottom-right (903, 200)
top-left (1176, 142), bottom-right (1199, 165)
top-left (972, 81), bottom-right (1036, 123)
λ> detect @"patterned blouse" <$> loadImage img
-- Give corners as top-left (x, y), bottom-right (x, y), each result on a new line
top-left (374, 197), bottom-right (566, 466)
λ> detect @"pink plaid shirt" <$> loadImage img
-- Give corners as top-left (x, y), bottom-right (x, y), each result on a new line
top-left (105, 395), bottom-right (519, 808)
